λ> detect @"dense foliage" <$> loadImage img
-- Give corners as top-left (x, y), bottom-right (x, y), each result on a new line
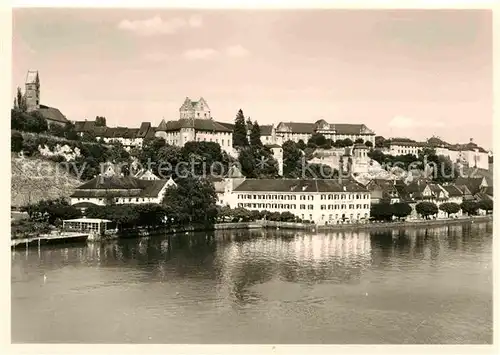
top-left (439, 202), bottom-right (461, 217)
top-left (21, 198), bottom-right (82, 225)
top-left (415, 201), bottom-right (439, 219)
top-left (460, 200), bottom-right (479, 216)
top-left (233, 109), bottom-right (249, 148)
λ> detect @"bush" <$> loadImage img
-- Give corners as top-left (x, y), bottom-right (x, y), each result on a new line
top-left (11, 131), bottom-right (23, 152)
top-left (392, 202), bottom-right (412, 220)
top-left (461, 200), bottom-right (479, 216)
top-left (415, 202), bottom-right (439, 219)
top-left (439, 202), bottom-right (461, 217)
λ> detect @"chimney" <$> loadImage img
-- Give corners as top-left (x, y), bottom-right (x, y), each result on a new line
top-left (343, 186), bottom-right (346, 192)
top-left (470, 138), bottom-right (473, 143)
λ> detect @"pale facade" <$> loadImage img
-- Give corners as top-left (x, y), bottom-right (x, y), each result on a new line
top-left (275, 120), bottom-right (376, 147)
top-left (154, 97), bottom-right (235, 156)
top-left (231, 179), bottom-right (371, 225)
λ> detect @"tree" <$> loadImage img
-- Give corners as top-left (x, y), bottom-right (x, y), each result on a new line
top-left (162, 175), bottom-right (218, 226)
top-left (95, 116), bottom-right (106, 127)
top-left (370, 203), bottom-right (394, 221)
top-left (392, 202), bottom-right (412, 220)
top-left (415, 202), bottom-right (439, 219)
top-left (374, 136), bottom-right (386, 148)
top-left (460, 200), bottom-right (478, 216)
top-left (233, 109), bottom-right (249, 148)
top-left (439, 202), bottom-right (461, 217)
top-left (365, 141), bottom-right (373, 148)
top-left (367, 149), bottom-right (386, 165)
top-left (11, 131), bottom-right (23, 152)
top-left (354, 138), bottom-right (364, 144)
top-left (282, 140), bottom-right (304, 178)
top-left (307, 133), bottom-right (327, 148)
top-left (343, 138), bottom-right (353, 147)
top-left (297, 139), bottom-right (307, 151)
top-left (477, 199), bottom-right (493, 214)
top-left (16, 87), bottom-right (26, 112)
top-left (249, 121), bottom-right (262, 147)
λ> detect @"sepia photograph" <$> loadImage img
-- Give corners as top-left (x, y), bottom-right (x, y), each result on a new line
top-left (9, 6), bottom-right (494, 347)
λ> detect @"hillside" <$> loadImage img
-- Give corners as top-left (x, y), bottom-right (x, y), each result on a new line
top-left (462, 163), bottom-right (494, 186)
top-left (11, 154), bottom-right (82, 208)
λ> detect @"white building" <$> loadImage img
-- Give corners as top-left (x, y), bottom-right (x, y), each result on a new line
top-left (154, 97), bottom-right (235, 156)
top-left (386, 137), bottom-right (489, 171)
top-left (70, 174), bottom-right (175, 207)
top-left (274, 120), bottom-right (375, 146)
top-left (230, 178), bottom-right (371, 225)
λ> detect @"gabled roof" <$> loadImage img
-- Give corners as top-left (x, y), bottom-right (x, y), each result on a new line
top-left (441, 184), bottom-right (463, 197)
top-left (36, 106), bottom-right (69, 123)
top-left (233, 178), bottom-right (368, 193)
top-left (157, 119), bottom-right (168, 131)
top-left (260, 125), bottom-right (273, 135)
top-left (137, 122), bottom-right (151, 138)
top-left (70, 175), bottom-right (168, 198)
top-left (276, 122), bottom-right (315, 134)
top-left (333, 124), bottom-right (374, 135)
top-left (479, 186), bottom-right (493, 197)
top-left (455, 176), bottom-right (486, 195)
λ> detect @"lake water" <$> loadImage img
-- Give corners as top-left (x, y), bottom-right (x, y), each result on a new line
top-left (11, 221), bottom-right (493, 344)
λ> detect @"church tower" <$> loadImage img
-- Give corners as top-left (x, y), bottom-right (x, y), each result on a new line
top-left (25, 70), bottom-right (40, 112)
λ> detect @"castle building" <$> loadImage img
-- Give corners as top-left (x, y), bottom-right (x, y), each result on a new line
top-left (154, 97), bottom-right (235, 156)
top-left (22, 70), bottom-right (69, 127)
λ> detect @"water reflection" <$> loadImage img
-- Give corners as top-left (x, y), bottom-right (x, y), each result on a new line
top-left (11, 221), bottom-right (493, 344)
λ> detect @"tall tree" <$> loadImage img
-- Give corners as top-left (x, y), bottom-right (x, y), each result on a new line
top-left (233, 109), bottom-right (249, 148)
top-left (95, 116), bottom-right (106, 127)
top-left (16, 87), bottom-right (26, 112)
top-left (249, 120), bottom-right (262, 147)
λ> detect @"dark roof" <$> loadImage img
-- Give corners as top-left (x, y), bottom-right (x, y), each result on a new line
top-left (260, 125), bottom-right (273, 135)
top-left (455, 177), bottom-right (486, 195)
top-left (456, 184), bottom-right (473, 196)
top-left (441, 184), bottom-right (463, 197)
top-left (480, 186), bottom-right (493, 196)
top-left (157, 119), bottom-right (168, 131)
top-left (74, 120), bottom-right (96, 132)
top-left (36, 106), bottom-right (69, 123)
top-left (137, 122), bottom-right (151, 138)
top-left (145, 127), bottom-right (156, 139)
top-left (233, 178), bottom-right (368, 193)
top-left (333, 124), bottom-right (374, 135)
top-left (427, 136), bottom-right (449, 147)
top-left (156, 118), bottom-right (232, 132)
top-left (216, 121), bottom-right (234, 131)
top-left (70, 176), bottom-right (168, 198)
top-left (277, 122), bottom-right (315, 134)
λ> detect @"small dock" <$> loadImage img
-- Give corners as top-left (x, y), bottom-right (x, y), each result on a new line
top-left (11, 231), bottom-right (90, 248)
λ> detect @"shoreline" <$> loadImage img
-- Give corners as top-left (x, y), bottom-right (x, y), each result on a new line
top-left (11, 215), bottom-right (492, 248)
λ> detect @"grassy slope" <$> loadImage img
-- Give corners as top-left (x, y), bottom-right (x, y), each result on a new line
top-left (11, 153), bottom-right (82, 208)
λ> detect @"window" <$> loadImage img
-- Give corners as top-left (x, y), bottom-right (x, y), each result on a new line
top-left (320, 205), bottom-right (326, 210)
top-left (308, 205), bottom-right (314, 210)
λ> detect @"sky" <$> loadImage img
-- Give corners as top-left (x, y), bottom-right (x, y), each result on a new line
top-left (12, 9), bottom-right (492, 149)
